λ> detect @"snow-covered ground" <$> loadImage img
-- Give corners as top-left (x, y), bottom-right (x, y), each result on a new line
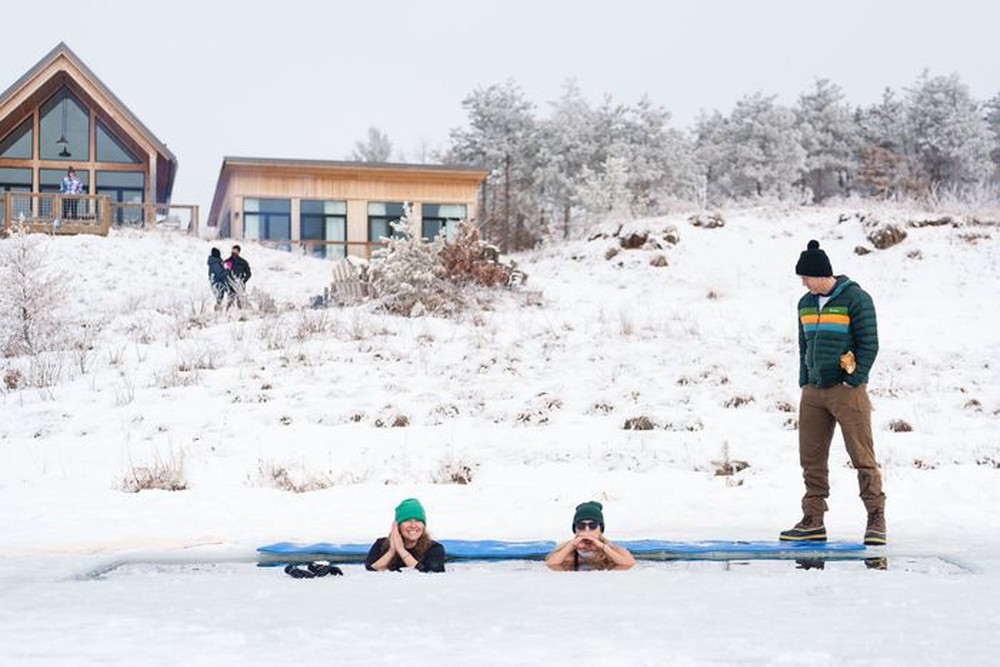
top-left (1, 206), bottom-right (998, 665)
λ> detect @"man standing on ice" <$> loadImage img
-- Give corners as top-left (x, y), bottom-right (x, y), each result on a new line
top-left (780, 240), bottom-right (886, 546)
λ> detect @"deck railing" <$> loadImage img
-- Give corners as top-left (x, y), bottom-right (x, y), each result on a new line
top-left (108, 202), bottom-right (200, 232)
top-left (1, 193), bottom-right (200, 236)
top-left (2, 192), bottom-right (112, 235)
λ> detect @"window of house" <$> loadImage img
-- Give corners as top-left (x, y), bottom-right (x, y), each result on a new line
top-left (301, 199), bottom-right (347, 260)
top-left (0, 167), bottom-right (32, 223)
top-left (421, 204), bottom-right (467, 241)
top-left (40, 168), bottom-right (91, 192)
top-left (39, 88), bottom-right (90, 162)
top-left (96, 120), bottom-right (141, 163)
top-left (0, 117), bottom-right (33, 159)
top-left (244, 198), bottom-right (291, 246)
top-left (40, 168), bottom-right (91, 219)
top-left (367, 202), bottom-right (405, 242)
top-left (96, 171), bottom-right (144, 224)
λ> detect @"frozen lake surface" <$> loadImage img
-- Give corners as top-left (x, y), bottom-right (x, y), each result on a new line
top-left (1, 549), bottom-right (997, 666)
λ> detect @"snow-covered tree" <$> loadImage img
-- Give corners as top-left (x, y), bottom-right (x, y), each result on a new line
top-left (351, 126), bottom-right (393, 162)
top-left (368, 205), bottom-right (450, 317)
top-left (659, 128), bottom-right (702, 205)
top-left (906, 72), bottom-right (994, 192)
top-left (577, 155), bottom-right (632, 230)
top-left (985, 93), bottom-right (1000, 177)
top-left (693, 110), bottom-right (730, 206)
top-left (699, 93), bottom-right (805, 201)
top-left (536, 79), bottom-right (598, 239)
top-left (617, 95), bottom-right (675, 214)
top-left (795, 79), bottom-right (860, 202)
top-left (448, 80), bottom-right (541, 251)
top-left (854, 87), bottom-right (919, 199)
top-left (0, 225), bottom-right (64, 356)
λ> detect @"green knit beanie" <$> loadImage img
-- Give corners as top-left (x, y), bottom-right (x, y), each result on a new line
top-left (395, 498), bottom-right (426, 524)
top-left (571, 501), bottom-right (604, 532)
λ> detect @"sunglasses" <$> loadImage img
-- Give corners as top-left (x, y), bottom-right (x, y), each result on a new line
top-left (574, 520), bottom-right (601, 532)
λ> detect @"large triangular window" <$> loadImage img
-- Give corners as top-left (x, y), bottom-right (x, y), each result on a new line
top-left (96, 120), bottom-right (141, 163)
top-left (0, 117), bottom-right (33, 159)
top-left (39, 87), bottom-right (89, 161)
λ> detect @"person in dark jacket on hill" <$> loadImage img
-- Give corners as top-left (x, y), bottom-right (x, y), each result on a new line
top-left (365, 498), bottom-right (446, 573)
top-left (207, 247), bottom-right (229, 310)
top-left (780, 240), bottom-right (886, 546)
top-left (225, 244), bottom-right (252, 308)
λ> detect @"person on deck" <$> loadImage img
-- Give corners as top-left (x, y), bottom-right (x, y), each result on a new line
top-left (59, 166), bottom-right (83, 219)
top-left (545, 501), bottom-right (636, 571)
top-left (365, 498), bottom-right (446, 573)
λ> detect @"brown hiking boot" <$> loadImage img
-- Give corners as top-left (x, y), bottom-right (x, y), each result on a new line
top-left (864, 510), bottom-right (887, 546)
top-left (779, 515), bottom-right (827, 542)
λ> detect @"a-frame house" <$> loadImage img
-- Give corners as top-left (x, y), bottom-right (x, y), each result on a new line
top-left (0, 42), bottom-right (181, 233)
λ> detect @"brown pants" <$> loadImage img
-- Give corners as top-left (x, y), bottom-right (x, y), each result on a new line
top-left (799, 384), bottom-right (885, 516)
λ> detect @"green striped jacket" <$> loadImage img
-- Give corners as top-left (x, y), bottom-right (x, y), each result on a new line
top-left (798, 276), bottom-right (878, 388)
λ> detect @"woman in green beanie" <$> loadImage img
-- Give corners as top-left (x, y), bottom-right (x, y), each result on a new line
top-left (365, 498), bottom-right (446, 572)
top-left (545, 501), bottom-right (636, 571)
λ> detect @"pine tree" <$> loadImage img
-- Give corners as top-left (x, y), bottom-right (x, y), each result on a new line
top-left (854, 87), bottom-right (922, 199)
top-left (694, 110), bottom-right (731, 206)
top-left (985, 93), bottom-right (1000, 178)
top-left (448, 80), bottom-right (540, 251)
top-left (619, 95), bottom-right (675, 215)
top-left (906, 72), bottom-right (993, 193)
top-left (537, 79), bottom-right (597, 239)
top-left (578, 155), bottom-right (632, 230)
top-left (351, 126), bottom-right (393, 162)
top-left (707, 92), bottom-right (805, 200)
top-left (795, 79), bottom-right (860, 202)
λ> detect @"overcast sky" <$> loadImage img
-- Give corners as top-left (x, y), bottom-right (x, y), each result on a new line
top-left (2, 0), bottom-right (996, 212)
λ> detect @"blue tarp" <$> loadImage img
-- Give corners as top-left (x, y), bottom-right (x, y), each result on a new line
top-left (258, 539), bottom-right (866, 561)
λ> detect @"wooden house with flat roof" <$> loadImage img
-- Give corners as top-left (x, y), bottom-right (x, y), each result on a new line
top-left (207, 156), bottom-right (488, 259)
top-left (0, 42), bottom-right (194, 234)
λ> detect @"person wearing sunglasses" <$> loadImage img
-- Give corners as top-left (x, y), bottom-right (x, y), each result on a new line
top-left (365, 498), bottom-right (446, 573)
top-left (545, 501), bottom-right (636, 571)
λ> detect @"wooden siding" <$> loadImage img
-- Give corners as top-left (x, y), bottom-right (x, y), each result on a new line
top-left (224, 169), bottom-right (483, 202)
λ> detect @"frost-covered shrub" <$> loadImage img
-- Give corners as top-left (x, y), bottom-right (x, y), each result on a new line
top-left (121, 450), bottom-right (187, 492)
top-left (256, 460), bottom-right (333, 493)
top-left (619, 231), bottom-right (648, 249)
top-left (689, 212), bottom-right (726, 228)
top-left (723, 395), bottom-right (755, 408)
top-left (367, 208), bottom-right (525, 317)
top-left (623, 416), bottom-right (656, 430)
top-left (863, 217), bottom-right (907, 249)
top-left (440, 220), bottom-right (515, 287)
top-left (432, 459), bottom-right (477, 485)
top-left (888, 419), bottom-right (913, 432)
top-left (3, 367), bottom-right (23, 390)
top-left (369, 205), bottom-right (455, 316)
top-left (0, 226), bottom-right (65, 356)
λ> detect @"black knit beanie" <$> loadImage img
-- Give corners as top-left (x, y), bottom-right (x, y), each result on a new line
top-left (572, 501), bottom-right (605, 532)
top-left (795, 240), bottom-right (833, 277)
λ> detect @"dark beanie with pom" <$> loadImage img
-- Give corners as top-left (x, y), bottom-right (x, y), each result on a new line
top-left (795, 240), bottom-right (833, 277)
top-left (572, 501), bottom-right (605, 532)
